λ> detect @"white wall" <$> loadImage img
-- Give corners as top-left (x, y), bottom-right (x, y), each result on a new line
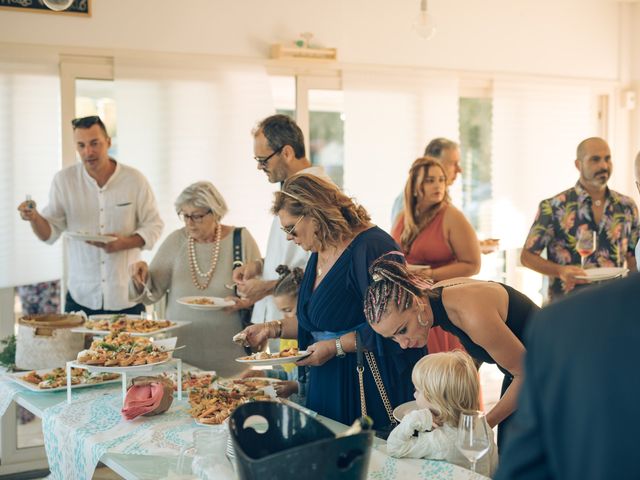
top-left (0, 0), bottom-right (623, 80)
top-left (630, 3), bottom-right (640, 172)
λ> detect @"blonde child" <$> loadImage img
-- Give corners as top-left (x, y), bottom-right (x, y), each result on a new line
top-left (387, 350), bottom-right (498, 477)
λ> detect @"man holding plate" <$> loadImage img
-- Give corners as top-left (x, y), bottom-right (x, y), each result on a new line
top-left (17, 115), bottom-right (163, 316)
top-left (520, 137), bottom-right (639, 303)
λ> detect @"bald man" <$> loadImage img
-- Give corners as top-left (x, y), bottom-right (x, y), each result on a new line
top-left (521, 137), bottom-right (639, 302)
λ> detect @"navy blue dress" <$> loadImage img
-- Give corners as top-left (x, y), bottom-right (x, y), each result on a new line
top-left (297, 227), bottom-right (424, 428)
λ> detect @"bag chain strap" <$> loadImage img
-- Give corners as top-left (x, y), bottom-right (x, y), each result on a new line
top-left (357, 364), bottom-right (367, 417)
top-left (364, 351), bottom-right (397, 425)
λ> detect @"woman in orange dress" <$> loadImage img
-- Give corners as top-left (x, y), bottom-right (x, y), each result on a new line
top-left (391, 156), bottom-right (481, 354)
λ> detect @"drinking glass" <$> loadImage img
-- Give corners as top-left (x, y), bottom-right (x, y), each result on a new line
top-left (456, 411), bottom-right (490, 473)
top-left (576, 230), bottom-right (597, 269)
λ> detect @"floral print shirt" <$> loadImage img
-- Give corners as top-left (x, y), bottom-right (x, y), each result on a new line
top-left (524, 182), bottom-right (639, 300)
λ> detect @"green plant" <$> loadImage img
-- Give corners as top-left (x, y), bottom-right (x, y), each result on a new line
top-left (0, 334), bottom-right (16, 371)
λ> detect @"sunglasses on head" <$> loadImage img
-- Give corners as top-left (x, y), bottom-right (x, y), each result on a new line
top-left (71, 115), bottom-right (106, 130)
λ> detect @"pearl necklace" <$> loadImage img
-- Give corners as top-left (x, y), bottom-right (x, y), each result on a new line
top-left (188, 225), bottom-right (221, 291)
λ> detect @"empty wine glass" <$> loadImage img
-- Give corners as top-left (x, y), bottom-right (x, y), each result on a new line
top-left (576, 230), bottom-right (597, 269)
top-left (456, 411), bottom-right (490, 473)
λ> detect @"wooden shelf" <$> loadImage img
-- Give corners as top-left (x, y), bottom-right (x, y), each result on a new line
top-left (270, 44), bottom-right (337, 61)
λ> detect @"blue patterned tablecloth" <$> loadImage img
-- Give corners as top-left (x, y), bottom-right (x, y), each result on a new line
top-left (1, 375), bottom-right (489, 480)
top-left (368, 447), bottom-right (490, 480)
top-left (42, 394), bottom-right (202, 480)
top-left (39, 391), bottom-right (490, 480)
top-left (0, 377), bottom-right (26, 416)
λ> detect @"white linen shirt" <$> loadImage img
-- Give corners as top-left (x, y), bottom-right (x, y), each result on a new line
top-left (250, 166), bottom-right (332, 324)
top-left (41, 161), bottom-right (164, 310)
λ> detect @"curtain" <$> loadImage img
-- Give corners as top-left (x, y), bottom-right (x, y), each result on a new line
top-left (343, 71), bottom-right (459, 231)
top-left (0, 59), bottom-right (62, 288)
top-left (114, 58), bottom-right (276, 256)
top-left (490, 80), bottom-right (597, 249)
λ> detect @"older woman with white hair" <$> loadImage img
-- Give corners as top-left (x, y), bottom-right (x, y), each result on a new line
top-left (129, 181), bottom-right (261, 375)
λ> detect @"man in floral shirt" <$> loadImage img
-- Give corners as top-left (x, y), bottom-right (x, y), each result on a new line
top-left (521, 137), bottom-right (639, 302)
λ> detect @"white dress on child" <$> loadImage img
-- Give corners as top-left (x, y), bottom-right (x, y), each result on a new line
top-left (386, 409), bottom-right (499, 478)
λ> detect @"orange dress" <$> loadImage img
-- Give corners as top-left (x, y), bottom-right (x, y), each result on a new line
top-left (391, 206), bottom-right (466, 355)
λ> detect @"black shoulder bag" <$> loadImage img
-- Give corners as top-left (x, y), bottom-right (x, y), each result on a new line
top-left (232, 228), bottom-right (255, 353)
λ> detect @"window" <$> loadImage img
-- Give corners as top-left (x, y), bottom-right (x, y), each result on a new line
top-left (459, 97), bottom-right (493, 235)
top-left (268, 74), bottom-right (344, 186)
top-left (308, 89), bottom-right (344, 187)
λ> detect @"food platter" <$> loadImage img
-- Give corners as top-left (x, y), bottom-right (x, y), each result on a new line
top-left (189, 377), bottom-right (277, 426)
top-left (73, 334), bottom-right (177, 372)
top-left (177, 296), bottom-right (235, 310)
top-left (5, 367), bottom-right (120, 393)
top-left (71, 315), bottom-right (190, 337)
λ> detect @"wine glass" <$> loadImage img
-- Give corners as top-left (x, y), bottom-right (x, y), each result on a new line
top-left (456, 411), bottom-right (490, 473)
top-left (576, 230), bottom-right (597, 269)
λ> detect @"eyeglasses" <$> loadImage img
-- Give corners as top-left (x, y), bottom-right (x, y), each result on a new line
top-left (71, 115), bottom-right (105, 129)
top-left (178, 210), bottom-right (212, 223)
top-left (254, 145), bottom-right (284, 168)
top-left (281, 215), bottom-right (304, 237)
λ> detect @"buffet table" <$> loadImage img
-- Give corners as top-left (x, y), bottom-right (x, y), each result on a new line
top-left (0, 376), bottom-right (490, 480)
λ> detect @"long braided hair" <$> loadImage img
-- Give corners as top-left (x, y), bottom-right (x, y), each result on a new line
top-left (364, 253), bottom-right (436, 325)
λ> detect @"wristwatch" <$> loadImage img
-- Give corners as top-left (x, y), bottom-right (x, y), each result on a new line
top-left (335, 337), bottom-right (346, 358)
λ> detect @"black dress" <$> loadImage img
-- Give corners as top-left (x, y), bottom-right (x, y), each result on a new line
top-left (429, 283), bottom-right (539, 448)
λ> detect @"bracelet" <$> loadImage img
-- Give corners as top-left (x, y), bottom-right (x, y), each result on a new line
top-left (335, 337), bottom-right (346, 358)
top-left (272, 320), bottom-right (283, 338)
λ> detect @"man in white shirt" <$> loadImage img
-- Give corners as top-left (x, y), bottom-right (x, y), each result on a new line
top-left (17, 115), bottom-right (164, 315)
top-left (231, 114), bottom-right (331, 325)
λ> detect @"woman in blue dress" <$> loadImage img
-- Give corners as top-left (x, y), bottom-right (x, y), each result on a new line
top-left (241, 173), bottom-right (423, 430)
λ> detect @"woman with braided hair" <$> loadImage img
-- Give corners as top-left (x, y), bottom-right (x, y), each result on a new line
top-left (239, 173), bottom-right (422, 430)
top-left (364, 254), bottom-right (539, 449)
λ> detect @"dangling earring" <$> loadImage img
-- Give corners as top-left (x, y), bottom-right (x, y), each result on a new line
top-left (416, 301), bottom-right (428, 327)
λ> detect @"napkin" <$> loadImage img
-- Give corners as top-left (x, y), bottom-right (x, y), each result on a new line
top-left (121, 376), bottom-right (173, 420)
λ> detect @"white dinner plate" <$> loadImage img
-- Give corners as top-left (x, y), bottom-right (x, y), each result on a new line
top-left (65, 232), bottom-right (117, 243)
top-left (235, 351), bottom-right (311, 366)
top-left (69, 357), bottom-right (174, 373)
top-left (393, 400), bottom-right (418, 422)
top-left (4, 368), bottom-right (120, 393)
top-left (574, 267), bottom-right (628, 282)
top-left (70, 320), bottom-right (190, 337)
top-left (177, 296), bottom-right (235, 310)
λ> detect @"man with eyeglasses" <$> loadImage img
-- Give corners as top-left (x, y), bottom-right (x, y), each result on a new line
top-left (17, 115), bottom-right (163, 316)
top-left (230, 114), bottom-right (331, 330)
